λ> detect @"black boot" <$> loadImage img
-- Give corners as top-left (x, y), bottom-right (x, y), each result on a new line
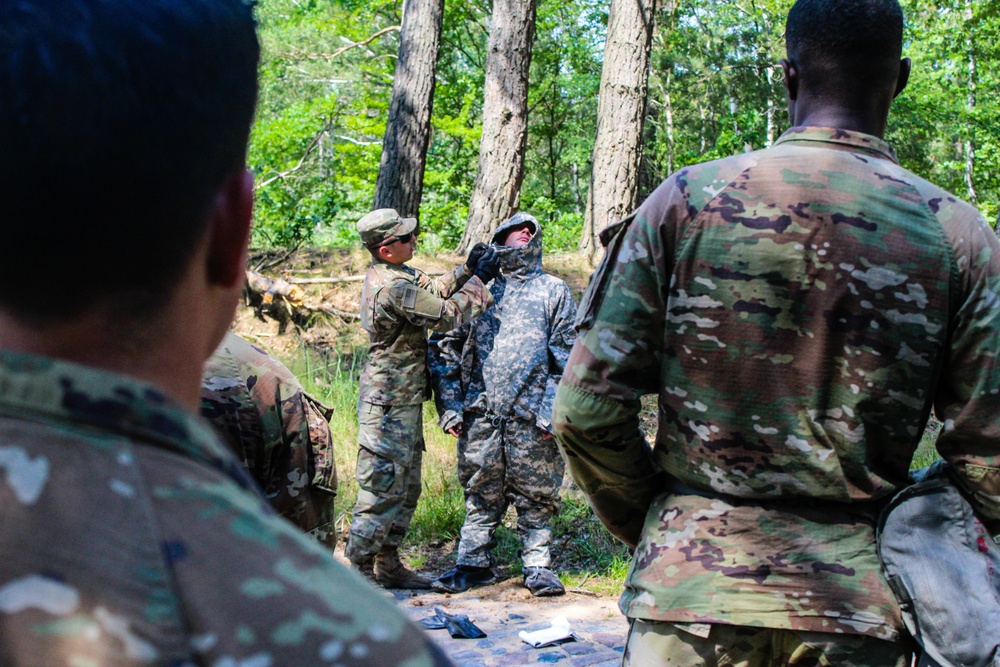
top-left (375, 548), bottom-right (433, 589)
top-left (523, 567), bottom-right (565, 597)
top-left (431, 565), bottom-right (498, 593)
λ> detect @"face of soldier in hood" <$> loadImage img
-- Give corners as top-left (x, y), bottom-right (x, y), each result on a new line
top-left (500, 222), bottom-right (534, 248)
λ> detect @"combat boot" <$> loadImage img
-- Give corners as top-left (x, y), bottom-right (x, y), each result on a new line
top-left (349, 555), bottom-right (378, 586)
top-left (375, 548), bottom-right (432, 589)
top-left (431, 564), bottom-right (498, 593)
top-left (523, 566), bottom-right (565, 597)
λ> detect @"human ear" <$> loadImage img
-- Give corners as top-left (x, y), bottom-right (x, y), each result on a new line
top-left (780, 58), bottom-right (799, 126)
top-left (206, 168), bottom-right (254, 288)
top-left (894, 58), bottom-right (911, 98)
top-left (780, 58), bottom-right (798, 101)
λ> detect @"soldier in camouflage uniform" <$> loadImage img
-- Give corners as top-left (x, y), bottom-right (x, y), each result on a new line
top-left (553, 1), bottom-right (1000, 665)
top-left (201, 332), bottom-right (338, 548)
top-left (0, 3), bottom-right (453, 665)
top-left (429, 213), bottom-right (576, 596)
top-left (346, 208), bottom-right (499, 589)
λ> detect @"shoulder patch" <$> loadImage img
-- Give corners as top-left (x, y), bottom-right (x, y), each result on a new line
top-left (400, 285), bottom-right (444, 319)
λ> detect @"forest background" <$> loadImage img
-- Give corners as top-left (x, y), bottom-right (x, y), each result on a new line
top-left (241, 0), bottom-right (973, 585)
top-left (250, 0), bottom-right (1000, 254)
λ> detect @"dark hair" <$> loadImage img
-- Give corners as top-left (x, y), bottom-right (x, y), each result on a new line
top-left (785, 0), bottom-right (904, 93)
top-left (0, 0), bottom-right (259, 323)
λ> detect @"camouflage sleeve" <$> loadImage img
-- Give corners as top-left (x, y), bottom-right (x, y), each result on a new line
top-left (415, 263), bottom-right (472, 298)
top-left (428, 325), bottom-right (470, 432)
top-left (537, 282), bottom-right (577, 433)
top-left (302, 393), bottom-right (338, 548)
top-left (387, 275), bottom-right (493, 333)
top-left (932, 208), bottom-right (1000, 523)
top-left (553, 180), bottom-right (684, 547)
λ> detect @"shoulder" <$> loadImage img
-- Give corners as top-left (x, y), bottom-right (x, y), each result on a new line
top-left (894, 166), bottom-right (985, 232)
top-left (879, 163), bottom-right (995, 271)
top-left (203, 334), bottom-right (301, 404)
top-left (142, 450), bottom-right (440, 663)
top-left (629, 151), bottom-right (763, 238)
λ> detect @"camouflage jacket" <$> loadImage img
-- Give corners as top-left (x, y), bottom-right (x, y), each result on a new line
top-left (553, 127), bottom-right (1000, 642)
top-left (359, 259), bottom-right (493, 406)
top-left (429, 219), bottom-right (577, 433)
top-left (0, 351), bottom-right (452, 666)
top-left (201, 332), bottom-right (337, 547)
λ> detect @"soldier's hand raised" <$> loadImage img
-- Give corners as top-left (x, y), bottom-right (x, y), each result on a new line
top-left (472, 248), bottom-right (500, 283)
top-left (465, 242), bottom-right (490, 273)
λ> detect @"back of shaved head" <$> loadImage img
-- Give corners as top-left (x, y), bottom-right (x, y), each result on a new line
top-left (785, 0), bottom-right (904, 95)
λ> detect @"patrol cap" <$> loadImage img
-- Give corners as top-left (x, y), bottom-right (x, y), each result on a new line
top-left (357, 208), bottom-right (418, 248)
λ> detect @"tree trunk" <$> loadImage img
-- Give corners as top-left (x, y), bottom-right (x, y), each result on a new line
top-left (579, 0), bottom-right (657, 257)
top-left (457, 0), bottom-right (537, 252)
top-left (766, 66), bottom-right (776, 147)
top-left (665, 70), bottom-right (675, 175)
top-left (963, 0), bottom-right (978, 206)
top-left (372, 0), bottom-right (444, 220)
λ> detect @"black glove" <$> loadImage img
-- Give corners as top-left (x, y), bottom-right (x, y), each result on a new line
top-left (465, 242), bottom-right (490, 273)
top-left (472, 247), bottom-right (500, 283)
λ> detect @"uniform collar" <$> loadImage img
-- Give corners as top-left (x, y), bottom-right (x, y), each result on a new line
top-left (0, 351), bottom-right (251, 486)
top-left (372, 258), bottom-right (416, 277)
top-left (774, 126), bottom-right (898, 164)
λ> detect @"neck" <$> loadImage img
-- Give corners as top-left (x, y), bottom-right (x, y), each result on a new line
top-left (789, 96), bottom-right (891, 138)
top-left (0, 254), bottom-right (236, 412)
top-left (0, 309), bottom-right (211, 411)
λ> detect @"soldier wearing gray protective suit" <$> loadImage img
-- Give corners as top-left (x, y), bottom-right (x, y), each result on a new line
top-left (429, 213), bottom-right (577, 596)
top-left (346, 208), bottom-right (499, 589)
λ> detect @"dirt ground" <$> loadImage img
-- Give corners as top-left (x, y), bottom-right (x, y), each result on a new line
top-left (330, 546), bottom-right (628, 666)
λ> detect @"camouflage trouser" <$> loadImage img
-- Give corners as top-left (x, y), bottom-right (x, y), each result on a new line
top-left (456, 413), bottom-right (565, 569)
top-left (622, 620), bottom-right (912, 667)
top-left (344, 402), bottom-right (424, 561)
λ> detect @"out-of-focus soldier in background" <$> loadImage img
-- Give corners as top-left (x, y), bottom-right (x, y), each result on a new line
top-left (554, 0), bottom-right (1000, 664)
top-left (429, 213), bottom-right (577, 596)
top-left (346, 208), bottom-right (499, 589)
top-left (202, 331), bottom-right (338, 548)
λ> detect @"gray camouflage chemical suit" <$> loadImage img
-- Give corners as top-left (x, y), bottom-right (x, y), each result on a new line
top-left (429, 216), bottom-right (577, 569)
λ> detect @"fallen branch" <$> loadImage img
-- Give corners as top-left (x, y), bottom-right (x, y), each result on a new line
top-left (288, 275), bottom-right (367, 284)
top-left (286, 270), bottom-right (445, 285)
top-left (566, 588), bottom-right (599, 597)
top-left (317, 305), bottom-right (360, 321)
top-left (245, 269), bottom-right (361, 324)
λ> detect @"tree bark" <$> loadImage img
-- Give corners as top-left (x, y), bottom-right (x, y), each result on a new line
top-left (457, 0), bottom-right (537, 252)
top-left (579, 0), bottom-right (657, 257)
top-left (963, 0), bottom-right (978, 206)
top-left (372, 0), bottom-right (445, 220)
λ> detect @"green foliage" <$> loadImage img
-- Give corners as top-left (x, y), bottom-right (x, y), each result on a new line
top-left (251, 0), bottom-right (1000, 250)
top-left (250, 0), bottom-right (398, 247)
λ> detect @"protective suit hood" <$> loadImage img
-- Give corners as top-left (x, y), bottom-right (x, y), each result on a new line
top-left (491, 213), bottom-right (542, 281)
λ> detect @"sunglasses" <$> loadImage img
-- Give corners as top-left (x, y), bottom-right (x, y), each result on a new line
top-left (379, 232), bottom-right (415, 247)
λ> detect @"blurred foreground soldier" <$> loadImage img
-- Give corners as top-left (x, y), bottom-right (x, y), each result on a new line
top-left (554, 0), bottom-right (1000, 664)
top-left (346, 208), bottom-right (499, 588)
top-left (0, 2), bottom-right (452, 665)
top-left (429, 213), bottom-right (576, 596)
top-left (201, 332), bottom-right (338, 548)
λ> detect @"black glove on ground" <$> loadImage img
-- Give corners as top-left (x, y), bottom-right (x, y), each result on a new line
top-left (472, 248), bottom-right (500, 283)
top-left (465, 242), bottom-right (490, 273)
